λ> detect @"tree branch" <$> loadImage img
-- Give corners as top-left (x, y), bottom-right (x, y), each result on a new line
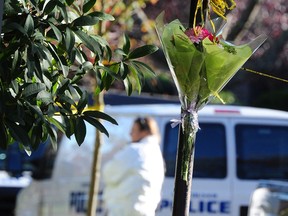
top-left (227, 0), bottom-right (260, 41)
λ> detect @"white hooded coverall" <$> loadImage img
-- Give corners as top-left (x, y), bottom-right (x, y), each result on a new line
top-left (102, 135), bottom-right (165, 216)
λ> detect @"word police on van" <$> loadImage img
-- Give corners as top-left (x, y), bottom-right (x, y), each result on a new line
top-left (15, 104), bottom-right (288, 216)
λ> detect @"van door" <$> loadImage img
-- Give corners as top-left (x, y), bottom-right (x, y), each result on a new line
top-left (231, 119), bottom-right (288, 216)
top-left (158, 118), bottom-right (232, 216)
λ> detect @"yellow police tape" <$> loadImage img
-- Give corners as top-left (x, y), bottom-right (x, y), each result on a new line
top-left (54, 104), bottom-right (105, 116)
top-left (242, 67), bottom-right (288, 83)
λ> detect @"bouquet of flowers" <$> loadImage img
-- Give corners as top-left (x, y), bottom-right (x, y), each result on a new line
top-left (155, 1), bottom-right (267, 214)
top-left (156, 11), bottom-right (266, 181)
top-left (156, 12), bottom-right (266, 113)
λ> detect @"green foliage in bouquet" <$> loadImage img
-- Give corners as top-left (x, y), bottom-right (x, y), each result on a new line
top-left (156, 12), bottom-right (265, 111)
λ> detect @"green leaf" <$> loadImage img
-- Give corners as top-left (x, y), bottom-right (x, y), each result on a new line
top-left (56, 78), bottom-right (70, 95)
top-left (75, 117), bottom-right (86, 145)
top-left (37, 90), bottom-right (53, 106)
top-left (6, 121), bottom-right (31, 147)
top-left (4, 0), bottom-right (21, 16)
top-left (12, 50), bottom-right (20, 73)
top-left (120, 63), bottom-right (129, 79)
top-left (123, 34), bottom-right (130, 54)
top-left (83, 110), bottom-right (118, 125)
top-left (30, 125), bottom-right (42, 150)
top-left (127, 45), bottom-right (159, 59)
top-left (72, 15), bottom-right (99, 27)
top-left (88, 11), bottom-right (115, 21)
top-left (6, 22), bottom-right (27, 35)
top-left (41, 126), bottom-right (49, 144)
top-left (65, 27), bottom-right (75, 53)
top-left (94, 70), bottom-right (103, 94)
top-left (34, 43), bottom-right (48, 60)
top-left (47, 104), bottom-right (56, 117)
top-left (45, 122), bottom-right (57, 150)
top-left (83, 115), bottom-right (109, 137)
top-left (24, 14), bottom-right (34, 36)
top-left (127, 63), bottom-right (142, 94)
top-left (97, 65), bottom-right (119, 79)
top-left (74, 30), bottom-right (101, 55)
top-left (102, 73), bottom-right (114, 90)
top-left (47, 116), bottom-right (65, 134)
top-left (65, 0), bottom-right (74, 6)
top-left (35, 43), bottom-right (50, 58)
top-left (57, 94), bottom-right (76, 109)
top-left (55, 1), bottom-right (65, 8)
top-left (47, 43), bottom-right (68, 76)
top-left (48, 22), bottom-right (63, 42)
top-left (58, 3), bottom-right (69, 22)
top-left (10, 80), bottom-right (19, 95)
top-left (29, 0), bottom-right (38, 8)
top-left (34, 56), bottom-right (44, 82)
top-left (114, 48), bottom-right (127, 57)
top-left (71, 75), bottom-right (83, 84)
top-left (82, 61), bottom-right (93, 72)
top-left (91, 35), bottom-right (112, 61)
top-left (26, 51), bottom-right (35, 78)
top-left (22, 83), bottom-right (46, 97)
top-left (68, 47), bottom-right (77, 63)
top-left (62, 115), bottom-right (74, 138)
top-left (43, 0), bottom-right (57, 14)
top-left (124, 76), bottom-right (133, 96)
top-left (83, 0), bottom-right (96, 14)
top-left (77, 91), bottom-right (88, 113)
top-left (26, 102), bottom-right (44, 119)
top-left (131, 60), bottom-right (155, 75)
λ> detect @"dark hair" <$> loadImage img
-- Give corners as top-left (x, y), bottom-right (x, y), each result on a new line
top-left (135, 117), bottom-right (151, 133)
top-left (133, 117), bottom-right (161, 143)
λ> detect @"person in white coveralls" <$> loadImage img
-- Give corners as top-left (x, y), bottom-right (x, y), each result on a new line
top-left (102, 117), bottom-right (165, 216)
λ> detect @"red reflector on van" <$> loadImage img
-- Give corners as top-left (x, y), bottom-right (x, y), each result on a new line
top-left (214, 109), bottom-right (240, 114)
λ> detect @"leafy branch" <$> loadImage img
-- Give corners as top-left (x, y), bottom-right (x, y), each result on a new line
top-left (0, 0), bottom-right (158, 153)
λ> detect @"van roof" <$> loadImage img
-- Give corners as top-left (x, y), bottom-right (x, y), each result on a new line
top-left (105, 104), bottom-right (288, 120)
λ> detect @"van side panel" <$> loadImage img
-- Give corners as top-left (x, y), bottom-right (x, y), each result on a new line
top-left (158, 117), bottom-right (232, 215)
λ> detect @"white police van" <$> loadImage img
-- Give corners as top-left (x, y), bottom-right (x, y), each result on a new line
top-left (15, 104), bottom-right (288, 216)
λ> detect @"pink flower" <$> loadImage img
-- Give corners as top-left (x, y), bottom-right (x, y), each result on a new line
top-left (185, 26), bottom-right (217, 43)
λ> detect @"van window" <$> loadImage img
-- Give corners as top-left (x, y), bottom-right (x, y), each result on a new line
top-left (0, 142), bottom-right (54, 178)
top-left (163, 123), bottom-right (227, 178)
top-left (236, 124), bottom-right (288, 180)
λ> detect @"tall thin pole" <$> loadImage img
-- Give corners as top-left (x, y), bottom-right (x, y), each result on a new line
top-left (172, 1), bottom-right (208, 216)
top-left (172, 116), bottom-right (195, 216)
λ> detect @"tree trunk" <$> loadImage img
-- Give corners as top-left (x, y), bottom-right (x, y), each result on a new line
top-left (226, 0), bottom-right (260, 41)
top-left (87, 2), bottom-right (105, 214)
top-left (87, 93), bottom-right (104, 216)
